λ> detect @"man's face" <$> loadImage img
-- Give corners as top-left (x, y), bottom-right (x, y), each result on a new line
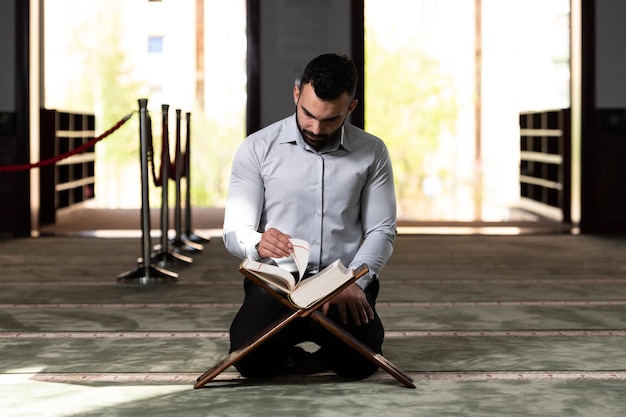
top-left (294, 83), bottom-right (358, 151)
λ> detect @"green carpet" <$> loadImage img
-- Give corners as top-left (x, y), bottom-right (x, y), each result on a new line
top-left (1, 232), bottom-right (626, 416)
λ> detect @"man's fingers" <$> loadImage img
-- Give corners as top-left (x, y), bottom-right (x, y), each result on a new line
top-left (360, 302), bottom-right (373, 325)
top-left (338, 303), bottom-right (348, 325)
top-left (347, 302), bottom-right (360, 326)
top-left (347, 301), bottom-right (373, 326)
top-left (259, 228), bottom-right (292, 258)
top-left (365, 303), bottom-right (374, 321)
top-left (321, 302), bottom-right (329, 316)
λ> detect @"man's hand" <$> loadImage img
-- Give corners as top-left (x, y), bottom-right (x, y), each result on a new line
top-left (321, 283), bottom-right (374, 326)
top-left (256, 228), bottom-right (292, 259)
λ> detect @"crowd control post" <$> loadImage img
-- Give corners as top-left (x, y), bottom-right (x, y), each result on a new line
top-left (170, 109), bottom-right (203, 254)
top-left (117, 99), bottom-right (178, 284)
top-left (151, 104), bottom-right (192, 268)
top-left (182, 111), bottom-right (211, 244)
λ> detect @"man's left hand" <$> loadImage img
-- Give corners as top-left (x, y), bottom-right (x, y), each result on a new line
top-left (321, 283), bottom-right (374, 326)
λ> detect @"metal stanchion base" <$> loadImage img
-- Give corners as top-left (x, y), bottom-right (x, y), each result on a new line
top-left (117, 262), bottom-right (178, 285)
top-left (151, 247), bottom-right (193, 267)
top-left (183, 231), bottom-right (211, 244)
top-left (170, 238), bottom-right (204, 253)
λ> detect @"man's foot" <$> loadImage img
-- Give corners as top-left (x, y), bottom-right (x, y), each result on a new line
top-left (285, 346), bottom-right (329, 374)
top-left (286, 346), bottom-right (311, 367)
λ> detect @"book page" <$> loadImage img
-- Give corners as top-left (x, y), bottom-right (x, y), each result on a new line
top-left (288, 259), bottom-right (354, 309)
top-left (240, 258), bottom-right (297, 293)
top-left (271, 238), bottom-right (310, 281)
top-left (289, 238), bottom-right (310, 280)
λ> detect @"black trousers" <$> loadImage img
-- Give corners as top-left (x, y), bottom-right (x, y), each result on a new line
top-left (229, 277), bottom-right (384, 380)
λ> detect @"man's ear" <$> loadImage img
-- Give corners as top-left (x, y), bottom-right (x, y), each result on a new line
top-left (293, 85), bottom-right (300, 105)
top-left (348, 99), bottom-right (358, 115)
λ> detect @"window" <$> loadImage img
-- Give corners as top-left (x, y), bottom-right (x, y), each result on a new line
top-left (148, 36), bottom-right (163, 53)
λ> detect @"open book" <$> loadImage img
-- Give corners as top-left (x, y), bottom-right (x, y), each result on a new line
top-left (240, 238), bottom-right (364, 309)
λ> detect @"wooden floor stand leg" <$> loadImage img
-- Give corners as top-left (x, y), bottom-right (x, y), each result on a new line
top-left (194, 265), bottom-right (414, 389)
top-left (194, 309), bottom-right (304, 389)
top-left (310, 311), bottom-right (416, 388)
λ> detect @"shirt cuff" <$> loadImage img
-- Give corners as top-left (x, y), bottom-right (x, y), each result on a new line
top-left (355, 271), bottom-right (376, 291)
top-left (245, 234), bottom-right (263, 261)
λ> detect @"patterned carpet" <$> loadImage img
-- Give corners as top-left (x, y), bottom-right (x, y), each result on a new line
top-left (2, 216), bottom-right (626, 416)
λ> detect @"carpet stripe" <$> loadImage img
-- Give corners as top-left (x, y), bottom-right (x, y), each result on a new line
top-left (3, 300), bottom-right (626, 309)
top-left (0, 303), bottom-right (242, 309)
top-left (0, 331), bottom-right (229, 339)
top-left (2, 277), bottom-right (626, 286)
top-left (378, 300), bottom-right (626, 307)
top-left (2, 330), bottom-right (625, 339)
top-left (386, 330), bottom-right (626, 337)
top-left (21, 370), bottom-right (626, 384)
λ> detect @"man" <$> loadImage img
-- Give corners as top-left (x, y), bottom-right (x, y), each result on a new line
top-left (223, 53), bottom-right (397, 380)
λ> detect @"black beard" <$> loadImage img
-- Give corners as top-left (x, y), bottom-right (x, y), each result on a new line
top-left (296, 115), bottom-right (342, 151)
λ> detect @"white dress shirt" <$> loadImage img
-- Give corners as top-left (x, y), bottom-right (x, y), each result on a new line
top-left (223, 114), bottom-right (397, 289)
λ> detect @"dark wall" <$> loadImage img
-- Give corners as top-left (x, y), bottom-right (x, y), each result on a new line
top-left (246, 0), bottom-right (364, 134)
top-left (0, 0), bottom-right (31, 237)
top-left (579, 0), bottom-right (626, 233)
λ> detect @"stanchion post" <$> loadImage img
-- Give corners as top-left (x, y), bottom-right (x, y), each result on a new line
top-left (139, 99), bottom-right (153, 269)
top-left (152, 104), bottom-right (192, 267)
top-left (117, 98), bottom-right (178, 284)
top-left (170, 109), bottom-right (203, 253)
top-left (183, 111), bottom-right (210, 244)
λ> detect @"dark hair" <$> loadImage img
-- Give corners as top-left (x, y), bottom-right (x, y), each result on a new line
top-left (300, 53), bottom-right (358, 100)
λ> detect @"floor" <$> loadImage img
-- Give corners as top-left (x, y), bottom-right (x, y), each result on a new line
top-left (2, 208), bottom-right (626, 416)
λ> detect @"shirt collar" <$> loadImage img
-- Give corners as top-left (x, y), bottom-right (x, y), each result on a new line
top-left (283, 114), bottom-right (352, 153)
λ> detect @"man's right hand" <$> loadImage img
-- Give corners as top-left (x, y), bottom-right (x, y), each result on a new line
top-left (256, 228), bottom-right (292, 259)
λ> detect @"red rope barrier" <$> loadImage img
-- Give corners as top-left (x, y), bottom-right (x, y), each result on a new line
top-left (171, 118), bottom-right (182, 180)
top-left (148, 112), bottom-right (187, 187)
top-left (169, 121), bottom-right (188, 180)
top-left (179, 148), bottom-right (188, 179)
top-left (0, 112), bottom-right (134, 173)
top-left (146, 115), bottom-right (176, 188)
top-left (147, 115), bottom-right (162, 187)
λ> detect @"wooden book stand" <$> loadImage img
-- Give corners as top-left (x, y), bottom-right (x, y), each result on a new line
top-left (194, 264), bottom-right (415, 389)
